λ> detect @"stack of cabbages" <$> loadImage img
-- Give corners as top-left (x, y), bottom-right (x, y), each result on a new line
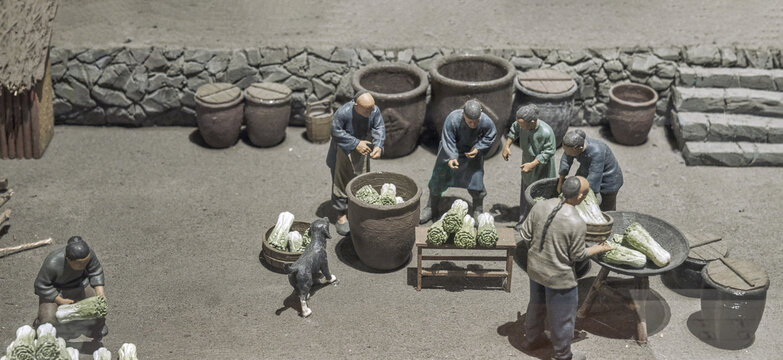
top-left (1, 324), bottom-right (138, 360)
top-left (356, 184), bottom-right (404, 206)
top-left (267, 212), bottom-right (312, 253)
top-left (426, 200), bottom-right (498, 248)
top-left (600, 222), bottom-right (671, 268)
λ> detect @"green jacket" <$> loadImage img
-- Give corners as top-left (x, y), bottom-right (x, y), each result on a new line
top-left (507, 120), bottom-right (557, 184)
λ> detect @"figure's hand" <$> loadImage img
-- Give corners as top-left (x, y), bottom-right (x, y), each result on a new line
top-left (448, 159), bottom-right (459, 170)
top-left (557, 176), bottom-right (564, 194)
top-left (520, 159), bottom-right (538, 172)
top-left (595, 241), bottom-right (612, 254)
top-left (501, 146), bottom-right (511, 161)
top-left (94, 286), bottom-right (106, 299)
top-left (54, 296), bottom-right (74, 306)
top-left (369, 147), bottom-right (382, 159)
top-left (356, 140), bottom-right (372, 155)
top-left (465, 147), bottom-right (479, 159)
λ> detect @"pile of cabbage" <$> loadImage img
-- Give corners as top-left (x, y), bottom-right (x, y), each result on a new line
top-left (266, 212), bottom-right (312, 253)
top-left (356, 184), bottom-right (404, 206)
top-left (534, 188), bottom-right (607, 224)
top-left (0, 324), bottom-right (138, 360)
top-left (425, 200), bottom-right (498, 249)
top-left (56, 296), bottom-right (107, 324)
top-left (600, 222), bottom-right (671, 268)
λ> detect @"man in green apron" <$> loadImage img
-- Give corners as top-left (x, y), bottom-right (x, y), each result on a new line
top-left (501, 104), bottom-right (557, 228)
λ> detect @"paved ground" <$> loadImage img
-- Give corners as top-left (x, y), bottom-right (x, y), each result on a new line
top-left (52, 0), bottom-right (783, 49)
top-left (1, 124), bottom-right (781, 359)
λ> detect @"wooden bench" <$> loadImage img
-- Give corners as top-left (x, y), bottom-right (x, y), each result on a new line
top-left (415, 226), bottom-right (516, 292)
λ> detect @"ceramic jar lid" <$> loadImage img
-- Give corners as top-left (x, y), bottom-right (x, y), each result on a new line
top-left (245, 82), bottom-right (292, 104)
top-left (704, 258), bottom-right (768, 291)
top-left (518, 69), bottom-right (576, 94)
top-left (195, 83), bottom-right (242, 105)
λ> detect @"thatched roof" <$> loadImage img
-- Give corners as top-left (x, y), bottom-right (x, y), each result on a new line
top-left (0, 0), bottom-right (58, 92)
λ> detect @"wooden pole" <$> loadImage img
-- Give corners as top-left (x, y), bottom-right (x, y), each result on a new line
top-left (0, 238), bottom-right (53, 258)
top-left (0, 189), bottom-right (13, 208)
top-left (0, 88), bottom-right (7, 159)
top-left (0, 209), bottom-right (10, 225)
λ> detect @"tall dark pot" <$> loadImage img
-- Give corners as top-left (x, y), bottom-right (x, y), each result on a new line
top-left (607, 83), bottom-right (658, 146)
top-left (195, 83), bottom-right (244, 148)
top-left (244, 82), bottom-right (292, 147)
top-left (346, 172), bottom-right (422, 271)
top-left (514, 70), bottom-right (578, 148)
top-left (429, 54), bottom-right (515, 157)
top-left (352, 63), bottom-right (428, 158)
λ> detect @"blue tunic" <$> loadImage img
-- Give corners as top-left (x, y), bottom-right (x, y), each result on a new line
top-left (428, 110), bottom-right (497, 194)
top-left (325, 101), bottom-right (386, 170)
top-left (558, 137), bottom-right (623, 194)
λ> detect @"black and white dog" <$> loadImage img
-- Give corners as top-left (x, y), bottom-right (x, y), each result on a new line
top-left (284, 217), bottom-right (337, 317)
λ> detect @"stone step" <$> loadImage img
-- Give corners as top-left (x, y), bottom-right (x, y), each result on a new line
top-left (677, 66), bottom-right (783, 91)
top-left (672, 112), bottom-right (783, 148)
top-left (672, 87), bottom-right (783, 117)
top-left (682, 141), bottom-right (783, 166)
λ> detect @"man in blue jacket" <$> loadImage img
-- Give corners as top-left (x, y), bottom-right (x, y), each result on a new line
top-left (420, 99), bottom-right (497, 223)
top-left (557, 129), bottom-right (623, 211)
top-left (326, 93), bottom-right (385, 235)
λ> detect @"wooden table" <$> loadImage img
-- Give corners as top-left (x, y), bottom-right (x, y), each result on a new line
top-left (415, 226), bottom-right (516, 292)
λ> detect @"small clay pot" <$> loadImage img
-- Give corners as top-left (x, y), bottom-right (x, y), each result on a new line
top-left (607, 83), bottom-right (658, 146)
top-left (244, 82), bottom-right (292, 147)
top-left (346, 172), bottom-right (422, 271)
top-left (195, 83), bottom-right (244, 148)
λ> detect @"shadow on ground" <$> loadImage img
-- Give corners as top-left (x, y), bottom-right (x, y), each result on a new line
top-left (575, 275), bottom-right (671, 340)
top-left (497, 311), bottom-right (588, 359)
top-left (405, 261), bottom-right (506, 292)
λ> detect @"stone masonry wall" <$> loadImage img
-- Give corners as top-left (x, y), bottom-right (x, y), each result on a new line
top-left (50, 45), bottom-right (783, 127)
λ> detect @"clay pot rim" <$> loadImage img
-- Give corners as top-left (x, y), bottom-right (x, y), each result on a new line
top-left (609, 83), bottom-right (658, 108)
top-left (245, 92), bottom-right (292, 106)
top-left (195, 91), bottom-right (245, 109)
top-left (352, 62), bottom-right (429, 102)
top-left (345, 171), bottom-right (423, 211)
top-left (430, 54), bottom-right (515, 90)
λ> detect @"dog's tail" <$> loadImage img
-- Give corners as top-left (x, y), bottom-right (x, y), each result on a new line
top-left (284, 263), bottom-right (295, 274)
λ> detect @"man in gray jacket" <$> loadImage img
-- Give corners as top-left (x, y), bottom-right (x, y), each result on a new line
top-left (518, 176), bottom-right (611, 360)
top-left (34, 236), bottom-right (107, 338)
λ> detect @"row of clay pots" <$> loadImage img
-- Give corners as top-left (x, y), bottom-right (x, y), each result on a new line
top-left (195, 82), bottom-right (292, 149)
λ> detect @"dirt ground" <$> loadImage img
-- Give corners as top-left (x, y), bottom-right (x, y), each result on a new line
top-left (52, 0), bottom-right (783, 49)
top-left (0, 124), bottom-right (781, 359)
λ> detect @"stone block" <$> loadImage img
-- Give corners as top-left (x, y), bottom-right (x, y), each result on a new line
top-left (754, 143), bottom-right (783, 166)
top-left (283, 52), bottom-right (308, 77)
top-left (511, 57), bottom-right (543, 71)
top-left (682, 141), bottom-right (751, 166)
top-left (630, 53), bottom-right (663, 75)
top-left (141, 88), bottom-right (181, 114)
top-left (55, 80), bottom-right (95, 108)
top-left (652, 47), bottom-right (681, 61)
top-left (92, 86), bottom-right (132, 107)
top-left (205, 53), bottom-right (230, 75)
top-left (144, 48), bottom-right (168, 72)
top-left (724, 88), bottom-right (783, 117)
top-left (685, 45), bottom-right (720, 66)
top-left (672, 87), bottom-right (725, 113)
top-left (737, 68), bottom-right (775, 90)
top-left (184, 48), bottom-right (214, 64)
top-left (259, 65), bottom-right (291, 83)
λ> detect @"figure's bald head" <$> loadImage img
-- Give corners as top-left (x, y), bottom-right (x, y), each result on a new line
top-left (354, 93), bottom-right (375, 117)
top-left (563, 176), bottom-right (591, 206)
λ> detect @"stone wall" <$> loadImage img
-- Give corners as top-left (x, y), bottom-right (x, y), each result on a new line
top-left (50, 45), bottom-right (783, 127)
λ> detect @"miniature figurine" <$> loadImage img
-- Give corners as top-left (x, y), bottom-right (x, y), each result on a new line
top-left (33, 236), bottom-right (107, 338)
top-left (284, 217), bottom-right (337, 318)
top-left (501, 104), bottom-right (556, 228)
top-left (420, 99), bottom-right (498, 223)
top-left (557, 129), bottom-right (624, 211)
top-left (326, 92), bottom-right (386, 236)
top-left (518, 176), bottom-right (611, 360)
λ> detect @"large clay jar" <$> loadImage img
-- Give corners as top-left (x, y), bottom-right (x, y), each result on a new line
top-left (195, 83), bottom-right (244, 148)
top-left (515, 69), bottom-right (578, 148)
top-left (607, 83), bottom-right (658, 145)
top-left (244, 82), bottom-right (292, 147)
top-left (429, 54), bottom-right (515, 157)
top-left (523, 177), bottom-right (590, 278)
top-left (352, 63), bottom-right (428, 158)
top-left (346, 172), bottom-right (422, 271)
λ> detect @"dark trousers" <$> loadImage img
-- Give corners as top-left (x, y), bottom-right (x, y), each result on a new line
top-left (525, 280), bottom-right (578, 360)
top-left (519, 181), bottom-right (530, 223)
top-left (599, 191), bottom-right (617, 212)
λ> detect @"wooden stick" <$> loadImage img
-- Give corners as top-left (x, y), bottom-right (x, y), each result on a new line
top-left (0, 189), bottom-right (12, 208)
top-left (0, 209), bottom-right (10, 225)
top-left (0, 238), bottom-right (53, 258)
